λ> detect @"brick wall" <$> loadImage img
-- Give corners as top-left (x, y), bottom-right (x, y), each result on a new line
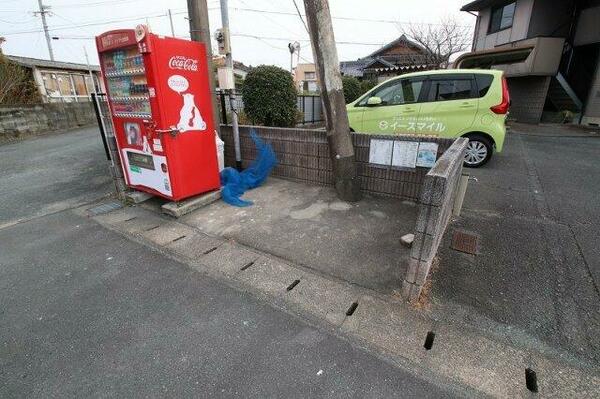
top-left (0, 102), bottom-right (96, 137)
top-left (401, 138), bottom-right (468, 302)
top-left (221, 125), bottom-right (454, 202)
top-left (506, 76), bottom-right (551, 124)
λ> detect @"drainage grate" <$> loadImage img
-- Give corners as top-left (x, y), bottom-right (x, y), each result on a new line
top-left (525, 368), bottom-right (538, 393)
top-left (450, 230), bottom-right (479, 255)
top-left (203, 246), bottom-right (218, 255)
top-left (286, 279), bottom-right (300, 291)
top-left (86, 202), bottom-right (123, 216)
top-left (424, 331), bottom-right (435, 350)
top-left (240, 261), bottom-right (255, 271)
top-left (346, 302), bottom-right (359, 316)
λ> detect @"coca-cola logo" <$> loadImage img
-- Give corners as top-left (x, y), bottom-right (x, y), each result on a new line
top-left (168, 56), bottom-right (199, 71)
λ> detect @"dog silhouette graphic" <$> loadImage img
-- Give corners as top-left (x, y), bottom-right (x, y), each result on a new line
top-left (177, 93), bottom-right (206, 132)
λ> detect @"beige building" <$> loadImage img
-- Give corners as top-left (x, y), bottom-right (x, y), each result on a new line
top-left (293, 63), bottom-right (318, 93)
top-left (457, 0), bottom-right (600, 125)
top-left (6, 55), bottom-right (104, 103)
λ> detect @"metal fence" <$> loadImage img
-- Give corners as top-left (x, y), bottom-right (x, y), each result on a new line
top-left (217, 90), bottom-right (324, 126)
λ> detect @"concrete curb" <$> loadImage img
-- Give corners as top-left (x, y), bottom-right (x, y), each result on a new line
top-left (89, 204), bottom-right (600, 397)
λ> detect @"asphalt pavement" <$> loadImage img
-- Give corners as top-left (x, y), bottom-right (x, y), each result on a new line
top-left (0, 127), bottom-right (113, 226)
top-left (0, 128), bottom-right (456, 397)
top-left (432, 126), bottom-right (600, 364)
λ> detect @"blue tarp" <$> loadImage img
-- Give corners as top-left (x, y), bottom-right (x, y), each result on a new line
top-left (220, 130), bottom-right (277, 207)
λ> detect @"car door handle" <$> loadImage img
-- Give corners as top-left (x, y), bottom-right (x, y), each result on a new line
top-left (459, 103), bottom-right (475, 108)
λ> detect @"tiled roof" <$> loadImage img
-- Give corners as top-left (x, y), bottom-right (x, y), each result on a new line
top-left (5, 55), bottom-right (100, 72)
top-left (339, 59), bottom-right (372, 77)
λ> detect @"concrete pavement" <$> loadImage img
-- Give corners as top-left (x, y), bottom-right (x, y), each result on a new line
top-left (0, 128), bottom-right (460, 397)
top-left (3, 125), bottom-right (600, 397)
top-left (432, 128), bottom-right (600, 363)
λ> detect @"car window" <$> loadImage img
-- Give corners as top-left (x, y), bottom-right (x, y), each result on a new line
top-left (428, 79), bottom-right (474, 102)
top-left (358, 79), bottom-right (423, 106)
top-left (475, 74), bottom-right (494, 97)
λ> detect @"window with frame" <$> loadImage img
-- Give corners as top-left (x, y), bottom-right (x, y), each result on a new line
top-left (304, 71), bottom-right (316, 80)
top-left (41, 72), bottom-right (60, 97)
top-left (489, 2), bottom-right (516, 33)
top-left (56, 74), bottom-right (74, 97)
top-left (84, 75), bottom-right (95, 94)
top-left (358, 79), bottom-right (423, 106)
top-left (428, 79), bottom-right (474, 102)
top-left (72, 74), bottom-right (88, 96)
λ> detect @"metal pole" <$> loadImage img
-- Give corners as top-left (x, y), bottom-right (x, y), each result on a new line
top-left (37, 0), bottom-right (54, 60)
top-left (219, 91), bottom-right (228, 124)
top-left (187, 0), bottom-right (221, 137)
top-left (83, 46), bottom-right (96, 94)
top-left (220, 0), bottom-right (242, 170)
top-left (168, 9), bottom-right (175, 36)
top-left (91, 93), bottom-right (112, 162)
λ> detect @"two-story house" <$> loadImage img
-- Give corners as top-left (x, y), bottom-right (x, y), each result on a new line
top-left (456, 0), bottom-right (600, 125)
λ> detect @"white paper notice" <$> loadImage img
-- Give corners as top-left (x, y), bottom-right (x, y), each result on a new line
top-left (369, 139), bottom-right (393, 166)
top-left (392, 141), bottom-right (418, 168)
top-left (416, 142), bottom-right (439, 168)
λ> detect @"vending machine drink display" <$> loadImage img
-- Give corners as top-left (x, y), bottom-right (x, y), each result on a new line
top-left (96, 25), bottom-right (220, 201)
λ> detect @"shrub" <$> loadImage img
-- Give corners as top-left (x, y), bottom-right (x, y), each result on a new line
top-left (359, 79), bottom-right (377, 96)
top-left (241, 65), bottom-right (297, 127)
top-left (341, 75), bottom-right (361, 104)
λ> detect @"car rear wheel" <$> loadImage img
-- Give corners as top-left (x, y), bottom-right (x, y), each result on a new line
top-left (464, 135), bottom-right (493, 167)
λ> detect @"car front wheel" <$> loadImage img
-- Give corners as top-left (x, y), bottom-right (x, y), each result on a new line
top-left (464, 135), bottom-right (493, 167)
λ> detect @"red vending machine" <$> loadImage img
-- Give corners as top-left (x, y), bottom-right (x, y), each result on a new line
top-left (96, 25), bottom-right (220, 201)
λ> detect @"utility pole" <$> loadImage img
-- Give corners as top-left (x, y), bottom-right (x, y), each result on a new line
top-left (35, 0), bottom-right (54, 60)
top-left (303, 0), bottom-right (361, 201)
top-left (168, 9), bottom-right (175, 36)
top-left (187, 0), bottom-right (221, 137)
top-left (219, 0), bottom-right (241, 169)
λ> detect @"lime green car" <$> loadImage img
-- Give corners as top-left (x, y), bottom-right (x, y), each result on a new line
top-left (346, 69), bottom-right (510, 167)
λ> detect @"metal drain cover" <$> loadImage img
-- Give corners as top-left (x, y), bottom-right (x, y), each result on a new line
top-left (87, 201), bottom-right (123, 216)
top-left (451, 230), bottom-right (479, 255)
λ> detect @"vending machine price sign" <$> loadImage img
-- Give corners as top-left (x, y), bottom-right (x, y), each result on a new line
top-left (96, 25), bottom-right (220, 201)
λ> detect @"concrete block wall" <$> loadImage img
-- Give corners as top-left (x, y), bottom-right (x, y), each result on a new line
top-left (0, 102), bottom-right (97, 137)
top-left (401, 137), bottom-right (468, 302)
top-left (506, 76), bottom-right (551, 124)
top-left (221, 125), bottom-right (454, 201)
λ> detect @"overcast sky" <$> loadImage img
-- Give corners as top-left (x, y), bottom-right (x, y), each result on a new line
top-left (1, 0), bottom-right (474, 68)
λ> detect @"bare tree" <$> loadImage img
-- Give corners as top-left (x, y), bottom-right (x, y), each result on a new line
top-left (399, 17), bottom-right (472, 69)
top-left (0, 54), bottom-right (40, 105)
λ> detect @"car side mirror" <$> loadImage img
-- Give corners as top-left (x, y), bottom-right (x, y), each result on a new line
top-left (366, 96), bottom-right (382, 106)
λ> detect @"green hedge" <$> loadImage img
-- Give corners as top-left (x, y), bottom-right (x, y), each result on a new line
top-left (241, 65), bottom-right (297, 127)
top-left (341, 76), bottom-right (362, 104)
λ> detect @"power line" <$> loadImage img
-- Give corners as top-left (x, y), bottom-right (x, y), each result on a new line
top-left (236, 0), bottom-right (304, 39)
top-left (228, 6), bottom-right (472, 27)
top-left (230, 33), bottom-right (384, 47)
top-left (2, 11), bottom-right (170, 35)
top-left (50, 0), bottom-right (143, 8)
top-left (291, 0), bottom-right (309, 33)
